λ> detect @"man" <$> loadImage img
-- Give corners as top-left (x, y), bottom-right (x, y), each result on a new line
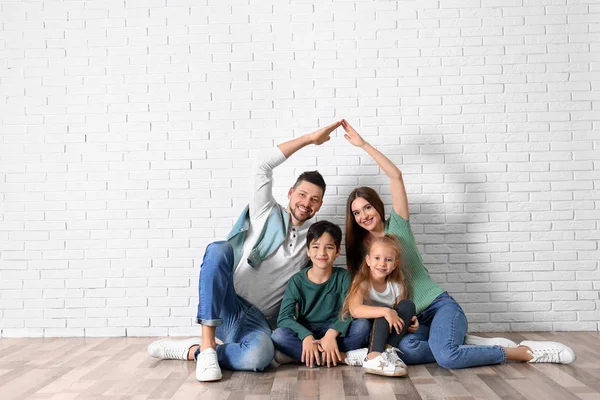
top-left (148, 121), bottom-right (359, 381)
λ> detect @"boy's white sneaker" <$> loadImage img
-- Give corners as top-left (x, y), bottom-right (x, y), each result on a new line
top-left (344, 347), bottom-right (368, 366)
top-left (270, 349), bottom-right (296, 368)
top-left (147, 338), bottom-right (200, 360)
top-left (464, 334), bottom-right (518, 348)
top-left (196, 348), bottom-right (222, 381)
top-left (362, 353), bottom-right (408, 377)
top-left (520, 340), bottom-right (576, 364)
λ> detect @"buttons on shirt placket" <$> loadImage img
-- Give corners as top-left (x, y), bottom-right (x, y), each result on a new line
top-left (288, 227), bottom-right (297, 249)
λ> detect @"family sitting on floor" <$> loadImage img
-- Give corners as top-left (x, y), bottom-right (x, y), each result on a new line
top-left (148, 120), bottom-right (576, 382)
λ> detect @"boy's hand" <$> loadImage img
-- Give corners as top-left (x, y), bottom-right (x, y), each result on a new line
top-left (309, 121), bottom-right (341, 145)
top-left (315, 330), bottom-right (342, 367)
top-left (408, 316), bottom-right (419, 333)
top-left (302, 335), bottom-right (321, 368)
top-left (341, 119), bottom-right (366, 147)
top-left (384, 309), bottom-right (403, 334)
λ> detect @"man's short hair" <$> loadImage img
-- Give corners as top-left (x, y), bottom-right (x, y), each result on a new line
top-left (306, 220), bottom-right (342, 251)
top-left (293, 170), bottom-right (326, 195)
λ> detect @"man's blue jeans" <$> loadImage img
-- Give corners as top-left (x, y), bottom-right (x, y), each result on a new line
top-left (271, 319), bottom-right (371, 362)
top-left (194, 241), bottom-right (274, 371)
top-left (398, 292), bottom-right (506, 369)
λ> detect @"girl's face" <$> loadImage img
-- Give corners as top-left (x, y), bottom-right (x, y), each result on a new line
top-left (366, 242), bottom-right (397, 280)
top-left (351, 197), bottom-right (382, 232)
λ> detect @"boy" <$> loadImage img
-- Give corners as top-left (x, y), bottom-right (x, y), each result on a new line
top-left (271, 220), bottom-right (370, 368)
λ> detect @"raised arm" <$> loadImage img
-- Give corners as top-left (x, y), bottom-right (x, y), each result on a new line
top-left (341, 119), bottom-right (409, 219)
top-left (251, 120), bottom-right (341, 217)
top-left (277, 120), bottom-right (342, 158)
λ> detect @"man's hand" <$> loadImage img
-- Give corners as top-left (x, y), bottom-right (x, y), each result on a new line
top-left (309, 120), bottom-right (342, 145)
top-left (302, 335), bottom-right (321, 368)
top-left (314, 329), bottom-right (342, 367)
top-left (408, 316), bottom-right (419, 333)
top-left (341, 119), bottom-right (366, 147)
top-left (384, 308), bottom-right (403, 334)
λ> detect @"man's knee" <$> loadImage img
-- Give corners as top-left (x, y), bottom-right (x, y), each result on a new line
top-left (238, 333), bottom-right (275, 371)
top-left (201, 241), bottom-right (234, 274)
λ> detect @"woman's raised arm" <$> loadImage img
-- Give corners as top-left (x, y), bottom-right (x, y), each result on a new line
top-left (341, 119), bottom-right (409, 219)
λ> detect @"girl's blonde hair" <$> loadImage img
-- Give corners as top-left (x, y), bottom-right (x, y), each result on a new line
top-left (341, 234), bottom-right (410, 319)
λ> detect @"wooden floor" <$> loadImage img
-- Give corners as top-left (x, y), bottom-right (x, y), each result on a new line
top-left (1, 332), bottom-right (599, 400)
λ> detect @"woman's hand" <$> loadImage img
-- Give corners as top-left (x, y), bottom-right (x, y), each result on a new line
top-left (408, 316), bottom-right (419, 333)
top-left (302, 335), bottom-right (321, 368)
top-left (384, 308), bottom-right (404, 334)
top-left (341, 119), bottom-right (366, 147)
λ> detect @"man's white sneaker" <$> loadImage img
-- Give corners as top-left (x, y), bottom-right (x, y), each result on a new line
top-left (362, 352), bottom-right (408, 377)
top-left (147, 338), bottom-right (201, 360)
top-left (385, 347), bottom-right (408, 369)
top-left (465, 334), bottom-right (518, 348)
top-left (196, 348), bottom-right (222, 382)
top-left (520, 340), bottom-right (576, 364)
top-left (344, 348), bottom-right (368, 366)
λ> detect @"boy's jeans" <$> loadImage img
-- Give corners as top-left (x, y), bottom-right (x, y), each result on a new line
top-left (398, 292), bottom-right (506, 369)
top-left (195, 241), bottom-right (274, 371)
top-left (271, 319), bottom-right (371, 362)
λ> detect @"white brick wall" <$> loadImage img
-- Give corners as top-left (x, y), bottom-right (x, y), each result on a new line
top-left (1, 0), bottom-right (599, 337)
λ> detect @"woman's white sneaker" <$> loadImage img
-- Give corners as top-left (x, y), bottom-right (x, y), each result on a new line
top-left (147, 338), bottom-right (200, 360)
top-left (520, 340), bottom-right (576, 364)
top-left (362, 353), bottom-right (408, 377)
top-left (464, 334), bottom-right (518, 348)
top-left (196, 348), bottom-right (222, 381)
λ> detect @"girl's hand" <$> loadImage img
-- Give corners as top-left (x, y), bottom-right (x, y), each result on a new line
top-left (341, 119), bottom-right (366, 147)
top-left (384, 309), bottom-right (403, 334)
top-left (408, 316), bottom-right (419, 333)
top-left (302, 335), bottom-right (321, 368)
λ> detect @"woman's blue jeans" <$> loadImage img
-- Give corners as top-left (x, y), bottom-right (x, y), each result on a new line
top-left (194, 241), bottom-right (274, 371)
top-left (398, 292), bottom-right (506, 369)
top-left (271, 319), bottom-right (371, 362)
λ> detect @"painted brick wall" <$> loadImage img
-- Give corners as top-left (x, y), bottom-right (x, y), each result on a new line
top-left (0, 0), bottom-right (599, 337)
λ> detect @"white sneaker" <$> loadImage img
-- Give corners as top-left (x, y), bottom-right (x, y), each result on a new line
top-left (147, 337), bottom-right (201, 360)
top-left (520, 340), bottom-right (576, 364)
top-left (385, 347), bottom-right (408, 369)
top-left (465, 334), bottom-right (518, 348)
top-left (362, 352), bottom-right (408, 377)
top-left (196, 348), bottom-right (222, 381)
top-left (270, 349), bottom-right (296, 368)
top-left (344, 347), bottom-right (368, 366)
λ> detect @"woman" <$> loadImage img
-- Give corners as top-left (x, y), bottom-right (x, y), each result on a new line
top-left (341, 119), bottom-right (576, 368)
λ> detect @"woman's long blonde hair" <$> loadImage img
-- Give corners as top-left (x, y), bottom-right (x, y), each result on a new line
top-left (341, 234), bottom-right (410, 320)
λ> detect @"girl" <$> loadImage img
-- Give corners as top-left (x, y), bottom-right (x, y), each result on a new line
top-left (341, 119), bottom-right (576, 369)
top-left (343, 234), bottom-right (418, 377)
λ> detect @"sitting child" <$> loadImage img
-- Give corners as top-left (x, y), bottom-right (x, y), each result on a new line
top-left (342, 234), bottom-right (418, 377)
top-left (271, 220), bottom-right (370, 368)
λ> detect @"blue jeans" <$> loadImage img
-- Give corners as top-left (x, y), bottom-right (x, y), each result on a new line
top-left (271, 319), bottom-right (371, 362)
top-left (194, 241), bottom-right (274, 371)
top-left (398, 292), bottom-right (506, 369)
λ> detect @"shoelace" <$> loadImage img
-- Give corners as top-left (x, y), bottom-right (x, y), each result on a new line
top-left (386, 347), bottom-right (406, 367)
top-left (164, 346), bottom-right (183, 360)
top-left (199, 351), bottom-right (219, 372)
top-left (529, 348), bottom-right (562, 363)
top-left (347, 349), bottom-right (367, 366)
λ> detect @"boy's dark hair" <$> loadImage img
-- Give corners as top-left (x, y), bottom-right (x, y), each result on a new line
top-left (306, 220), bottom-right (342, 251)
top-left (293, 170), bottom-right (326, 195)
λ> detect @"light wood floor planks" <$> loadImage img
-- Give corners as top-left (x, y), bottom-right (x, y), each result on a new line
top-left (0, 332), bottom-right (599, 400)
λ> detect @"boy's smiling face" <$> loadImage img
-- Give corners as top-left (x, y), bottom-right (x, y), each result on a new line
top-left (307, 232), bottom-right (340, 270)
